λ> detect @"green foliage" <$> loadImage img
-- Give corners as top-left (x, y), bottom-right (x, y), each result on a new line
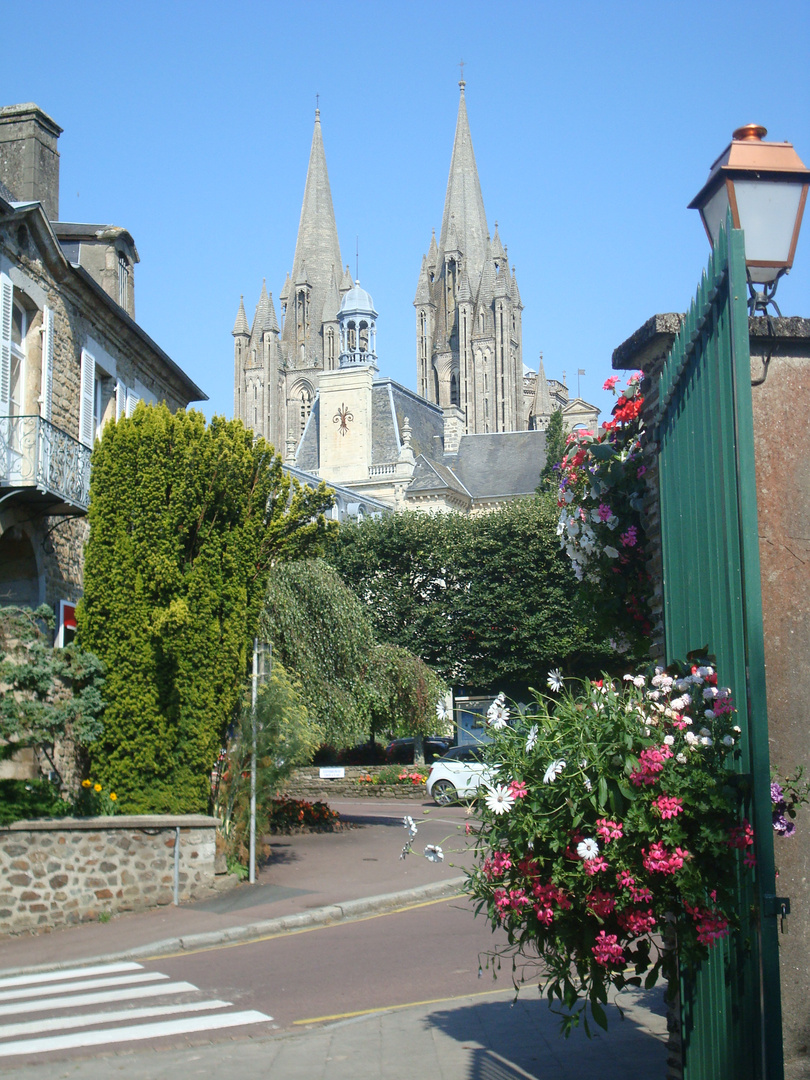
top-left (467, 661), bottom-right (749, 1034)
top-left (538, 409), bottom-right (568, 493)
top-left (215, 659), bottom-right (321, 861)
top-left (0, 778), bottom-right (71, 825)
top-left (0, 605), bottom-right (105, 758)
top-left (78, 404), bottom-right (335, 814)
top-left (330, 498), bottom-right (610, 687)
top-left (261, 559), bottom-right (444, 748)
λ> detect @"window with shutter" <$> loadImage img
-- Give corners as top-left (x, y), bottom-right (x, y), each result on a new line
top-left (115, 379), bottom-right (125, 420)
top-left (40, 307), bottom-right (54, 422)
top-left (125, 388), bottom-right (140, 417)
top-left (0, 272), bottom-right (12, 414)
top-left (79, 349), bottom-right (95, 447)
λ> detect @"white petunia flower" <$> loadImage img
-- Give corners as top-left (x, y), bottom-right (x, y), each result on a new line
top-left (547, 669), bottom-right (564, 693)
top-left (543, 759), bottom-right (566, 784)
top-left (676, 753), bottom-right (688, 764)
top-left (484, 785), bottom-right (515, 815)
top-left (604, 545), bottom-right (620, 558)
top-left (684, 731), bottom-right (698, 746)
top-left (576, 838), bottom-right (599, 861)
top-left (700, 736), bottom-right (713, 747)
top-left (424, 845), bottom-right (444, 863)
top-left (526, 725), bottom-right (538, 752)
top-left (663, 735), bottom-right (675, 746)
top-left (722, 735), bottom-right (735, 747)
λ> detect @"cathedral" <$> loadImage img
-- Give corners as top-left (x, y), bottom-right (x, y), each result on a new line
top-left (232, 79), bottom-right (598, 513)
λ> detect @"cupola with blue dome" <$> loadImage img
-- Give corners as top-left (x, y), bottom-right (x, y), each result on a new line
top-left (338, 280), bottom-right (378, 369)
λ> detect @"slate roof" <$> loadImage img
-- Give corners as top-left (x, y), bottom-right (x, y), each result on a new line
top-left (295, 394), bottom-right (321, 472)
top-left (447, 430), bottom-right (547, 499)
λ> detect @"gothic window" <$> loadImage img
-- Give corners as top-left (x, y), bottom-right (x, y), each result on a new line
top-left (296, 290), bottom-right (306, 339)
top-left (326, 327), bottom-right (335, 363)
top-left (450, 373), bottom-right (459, 407)
top-left (253, 384), bottom-right (257, 400)
top-left (480, 312), bottom-right (485, 334)
top-left (299, 387), bottom-right (312, 435)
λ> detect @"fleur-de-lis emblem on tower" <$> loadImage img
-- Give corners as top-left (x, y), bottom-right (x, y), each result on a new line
top-left (333, 403), bottom-right (354, 436)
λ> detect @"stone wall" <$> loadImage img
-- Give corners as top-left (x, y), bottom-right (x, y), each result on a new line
top-left (282, 765), bottom-right (429, 801)
top-left (0, 815), bottom-right (218, 936)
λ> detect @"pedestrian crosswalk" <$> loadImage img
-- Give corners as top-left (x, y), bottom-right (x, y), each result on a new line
top-left (0, 960), bottom-right (272, 1059)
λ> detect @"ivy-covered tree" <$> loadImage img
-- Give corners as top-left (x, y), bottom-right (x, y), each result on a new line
top-left (330, 497), bottom-right (611, 688)
top-left (261, 559), bottom-right (444, 749)
top-left (77, 404), bottom-right (335, 813)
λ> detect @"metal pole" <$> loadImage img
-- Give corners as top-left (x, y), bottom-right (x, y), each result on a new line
top-left (249, 637), bottom-right (258, 885)
top-left (173, 826), bottom-right (180, 905)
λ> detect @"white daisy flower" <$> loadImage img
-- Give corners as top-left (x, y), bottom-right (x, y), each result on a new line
top-left (424, 845), bottom-right (444, 863)
top-left (576, 838), bottom-right (599, 860)
top-left (484, 785), bottom-right (515, 815)
top-left (542, 759), bottom-right (566, 784)
top-left (487, 693), bottom-right (510, 729)
top-left (547, 669), bottom-right (564, 693)
top-left (525, 725), bottom-right (538, 752)
top-left (436, 700), bottom-right (450, 722)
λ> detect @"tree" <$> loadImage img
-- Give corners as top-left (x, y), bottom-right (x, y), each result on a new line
top-left (77, 404), bottom-right (335, 814)
top-left (538, 408), bottom-right (569, 493)
top-left (330, 497), bottom-right (611, 689)
top-left (261, 559), bottom-right (444, 750)
top-left (0, 604), bottom-right (104, 774)
top-left (216, 659), bottom-right (320, 863)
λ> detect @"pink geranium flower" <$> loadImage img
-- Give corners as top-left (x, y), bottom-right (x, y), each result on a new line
top-left (592, 931), bottom-right (625, 967)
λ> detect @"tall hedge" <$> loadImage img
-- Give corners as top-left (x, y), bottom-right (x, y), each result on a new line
top-left (77, 405), bottom-right (334, 813)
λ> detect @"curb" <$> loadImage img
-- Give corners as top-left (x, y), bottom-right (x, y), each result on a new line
top-left (0, 877), bottom-right (467, 978)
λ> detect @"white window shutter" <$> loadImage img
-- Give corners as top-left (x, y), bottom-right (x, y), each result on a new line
top-left (40, 306), bottom-right (54, 422)
top-left (79, 349), bottom-right (95, 447)
top-left (115, 379), bottom-right (125, 420)
top-left (0, 272), bottom-right (12, 415)
top-left (125, 387), bottom-right (140, 417)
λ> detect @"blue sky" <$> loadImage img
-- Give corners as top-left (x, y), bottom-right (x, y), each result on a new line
top-left (4, 0), bottom-right (809, 423)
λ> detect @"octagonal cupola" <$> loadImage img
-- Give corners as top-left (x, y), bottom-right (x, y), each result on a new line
top-left (338, 279), bottom-right (378, 369)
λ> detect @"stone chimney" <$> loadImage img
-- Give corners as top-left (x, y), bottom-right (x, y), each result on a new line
top-left (442, 405), bottom-right (465, 455)
top-left (0, 104), bottom-right (62, 221)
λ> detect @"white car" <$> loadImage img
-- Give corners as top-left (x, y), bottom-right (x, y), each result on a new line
top-left (426, 744), bottom-right (494, 805)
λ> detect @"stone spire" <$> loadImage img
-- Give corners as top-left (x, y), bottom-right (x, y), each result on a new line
top-left (280, 108), bottom-right (344, 367)
top-left (232, 296), bottom-right (249, 337)
top-left (437, 79), bottom-right (489, 286)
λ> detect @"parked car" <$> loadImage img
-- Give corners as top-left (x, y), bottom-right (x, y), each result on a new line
top-left (426, 744), bottom-right (495, 805)
top-left (385, 735), bottom-right (453, 764)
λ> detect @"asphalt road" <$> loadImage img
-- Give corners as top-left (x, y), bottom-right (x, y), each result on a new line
top-left (1, 891), bottom-right (668, 1078)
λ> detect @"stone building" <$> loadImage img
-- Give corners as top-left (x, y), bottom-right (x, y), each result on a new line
top-left (0, 103), bottom-right (205, 639)
top-left (233, 82), bottom-right (598, 510)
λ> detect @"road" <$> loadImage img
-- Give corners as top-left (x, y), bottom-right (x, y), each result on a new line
top-left (0, 892), bottom-right (668, 1079)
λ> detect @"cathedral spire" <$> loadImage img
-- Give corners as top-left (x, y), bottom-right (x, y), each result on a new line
top-left (437, 79), bottom-right (489, 282)
top-left (281, 107), bottom-right (344, 364)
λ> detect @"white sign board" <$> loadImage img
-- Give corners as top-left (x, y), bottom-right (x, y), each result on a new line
top-left (319, 767), bottom-right (345, 779)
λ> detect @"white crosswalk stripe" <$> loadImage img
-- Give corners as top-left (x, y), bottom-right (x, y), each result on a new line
top-left (0, 961), bottom-right (273, 1058)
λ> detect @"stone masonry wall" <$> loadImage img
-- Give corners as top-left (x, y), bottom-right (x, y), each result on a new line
top-left (282, 765), bottom-right (429, 801)
top-left (0, 815), bottom-right (217, 936)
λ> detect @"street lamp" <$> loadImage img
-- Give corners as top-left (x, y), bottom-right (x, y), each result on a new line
top-left (689, 124), bottom-right (809, 314)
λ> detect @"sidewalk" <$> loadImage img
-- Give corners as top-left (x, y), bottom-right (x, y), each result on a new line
top-left (0, 795), bottom-right (472, 974)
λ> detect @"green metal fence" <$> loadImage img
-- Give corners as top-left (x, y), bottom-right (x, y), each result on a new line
top-left (657, 219), bottom-right (782, 1080)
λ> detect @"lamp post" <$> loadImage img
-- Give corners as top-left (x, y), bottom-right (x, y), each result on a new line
top-left (689, 124), bottom-right (809, 315)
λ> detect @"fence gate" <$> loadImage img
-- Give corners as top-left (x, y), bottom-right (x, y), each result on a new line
top-left (656, 220), bottom-right (782, 1080)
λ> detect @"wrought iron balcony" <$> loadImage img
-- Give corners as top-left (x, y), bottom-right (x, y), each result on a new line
top-left (0, 415), bottom-right (91, 513)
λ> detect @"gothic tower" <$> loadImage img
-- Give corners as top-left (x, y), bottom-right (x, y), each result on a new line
top-left (414, 79), bottom-right (524, 434)
top-left (234, 107), bottom-right (350, 457)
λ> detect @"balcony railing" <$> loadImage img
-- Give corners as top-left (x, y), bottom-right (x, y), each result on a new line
top-left (0, 415), bottom-right (91, 512)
